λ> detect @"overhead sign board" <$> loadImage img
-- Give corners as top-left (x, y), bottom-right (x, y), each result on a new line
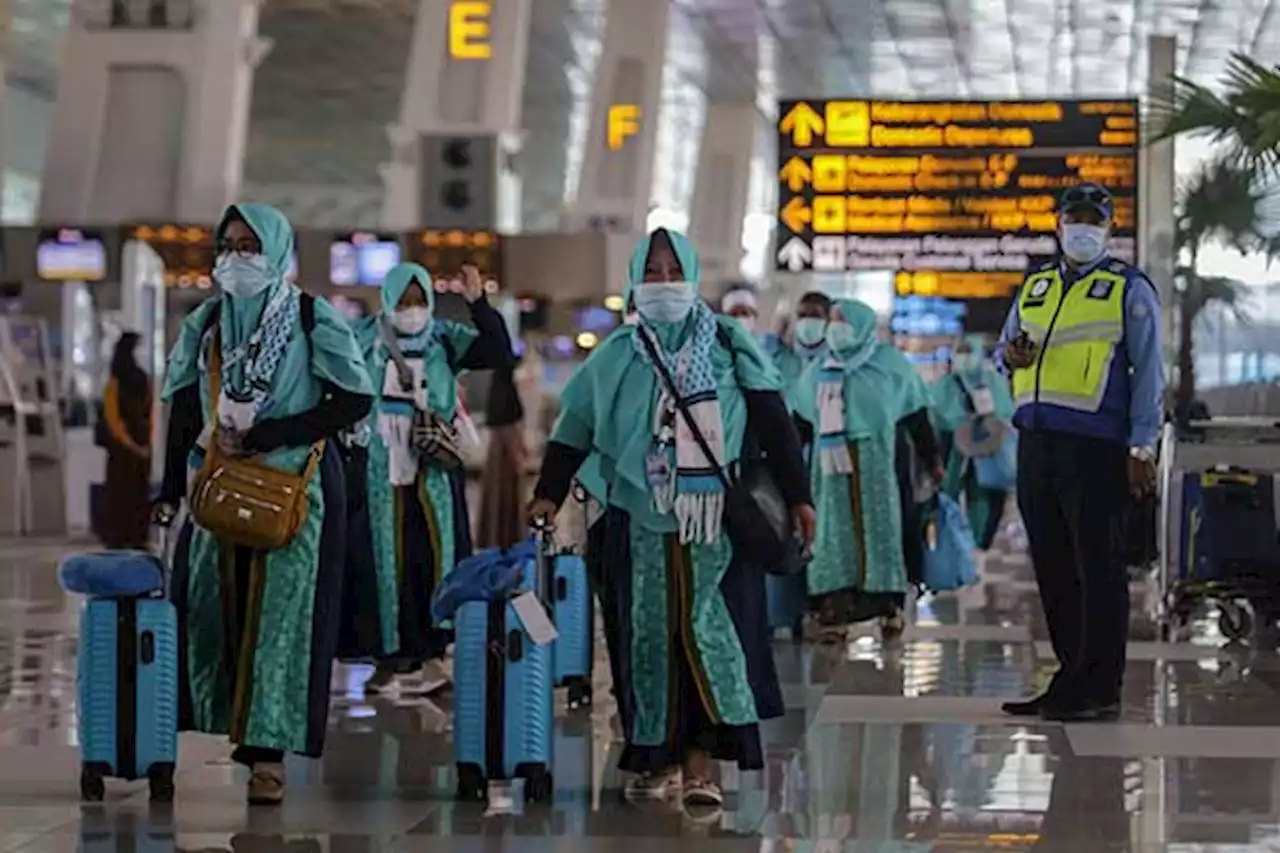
top-left (408, 228), bottom-right (502, 288)
top-left (127, 224), bottom-right (215, 289)
top-left (774, 99), bottom-right (1139, 300)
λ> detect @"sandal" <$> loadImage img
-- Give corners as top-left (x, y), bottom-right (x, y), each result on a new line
top-left (247, 762), bottom-right (285, 806)
top-left (681, 777), bottom-right (724, 807)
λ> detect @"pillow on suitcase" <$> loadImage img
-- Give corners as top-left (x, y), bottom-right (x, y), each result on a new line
top-left (59, 551), bottom-right (165, 598)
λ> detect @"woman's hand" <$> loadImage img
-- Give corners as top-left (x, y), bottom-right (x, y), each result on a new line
top-left (790, 503), bottom-right (817, 547)
top-left (461, 264), bottom-right (486, 304)
top-left (217, 428), bottom-right (248, 457)
top-left (526, 497), bottom-right (559, 526)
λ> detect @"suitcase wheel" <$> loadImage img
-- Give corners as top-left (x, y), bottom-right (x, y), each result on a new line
top-left (567, 682), bottom-right (593, 711)
top-left (148, 762), bottom-right (175, 803)
top-left (1219, 601), bottom-right (1254, 642)
top-left (79, 764), bottom-right (105, 803)
top-left (521, 767), bottom-right (553, 803)
top-left (455, 763), bottom-right (486, 802)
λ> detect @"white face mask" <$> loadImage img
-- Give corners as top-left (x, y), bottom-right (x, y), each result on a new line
top-left (1060, 223), bottom-right (1109, 264)
top-left (392, 306), bottom-right (431, 335)
top-left (634, 281), bottom-right (697, 324)
top-left (214, 253), bottom-right (272, 298)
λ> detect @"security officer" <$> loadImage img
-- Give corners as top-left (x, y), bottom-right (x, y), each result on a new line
top-left (997, 183), bottom-right (1164, 722)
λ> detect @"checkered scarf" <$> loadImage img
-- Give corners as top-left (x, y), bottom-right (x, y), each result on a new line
top-left (633, 303), bottom-right (726, 544)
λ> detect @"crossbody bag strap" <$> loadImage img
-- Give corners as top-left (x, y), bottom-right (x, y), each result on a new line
top-left (636, 326), bottom-right (734, 492)
top-left (206, 303), bottom-right (324, 465)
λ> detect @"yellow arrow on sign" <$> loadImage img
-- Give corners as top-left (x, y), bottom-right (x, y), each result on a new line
top-left (780, 102), bottom-right (825, 147)
top-left (778, 157), bottom-right (812, 192)
top-left (780, 197), bottom-right (811, 233)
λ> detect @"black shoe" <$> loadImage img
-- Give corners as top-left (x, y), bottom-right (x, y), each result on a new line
top-left (1040, 701), bottom-right (1121, 723)
top-left (1001, 694), bottom-right (1052, 717)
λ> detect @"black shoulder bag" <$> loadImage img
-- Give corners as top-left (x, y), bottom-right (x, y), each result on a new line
top-left (637, 327), bottom-right (803, 575)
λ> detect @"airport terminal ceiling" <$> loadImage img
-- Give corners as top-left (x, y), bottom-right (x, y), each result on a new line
top-left (7, 0), bottom-right (1280, 217)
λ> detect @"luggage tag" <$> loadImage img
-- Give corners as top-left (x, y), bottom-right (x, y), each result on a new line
top-left (511, 591), bottom-right (559, 646)
top-left (969, 386), bottom-right (995, 417)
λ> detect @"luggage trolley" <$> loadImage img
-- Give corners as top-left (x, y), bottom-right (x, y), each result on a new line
top-left (1157, 418), bottom-right (1280, 642)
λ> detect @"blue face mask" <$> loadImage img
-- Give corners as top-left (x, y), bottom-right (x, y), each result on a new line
top-left (825, 320), bottom-right (861, 352)
top-left (214, 253), bottom-right (273, 298)
top-left (1060, 223), bottom-right (1109, 264)
top-left (794, 317), bottom-right (827, 347)
top-left (634, 281), bottom-right (697, 324)
top-left (952, 352), bottom-right (981, 374)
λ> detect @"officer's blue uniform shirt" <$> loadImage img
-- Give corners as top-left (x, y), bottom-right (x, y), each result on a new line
top-left (996, 254), bottom-right (1165, 449)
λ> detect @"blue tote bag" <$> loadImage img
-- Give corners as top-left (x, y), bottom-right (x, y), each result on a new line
top-left (972, 430), bottom-right (1017, 491)
top-left (921, 494), bottom-right (978, 592)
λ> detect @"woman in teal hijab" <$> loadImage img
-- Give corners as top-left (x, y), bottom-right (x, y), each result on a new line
top-left (157, 203), bottom-right (373, 805)
top-left (929, 334), bottom-right (1015, 549)
top-left (342, 261), bottom-right (513, 694)
top-left (528, 228), bottom-right (815, 809)
top-left (795, 298), bottom-right (942, 639)
top-left (762, 290), bottom-right (832, 412)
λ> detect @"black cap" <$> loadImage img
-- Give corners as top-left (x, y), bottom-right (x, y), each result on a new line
top-left (1060, 182), bottom-right (1114, 220)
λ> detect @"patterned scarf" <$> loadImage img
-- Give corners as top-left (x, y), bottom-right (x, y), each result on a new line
top-left (376, 318), bottom-right (433, 486)
top-left (209, 285), bottom-right (300, 429)
top-left (816, 338), bottom-right (877, 475)
top-left (632, 303), bottom-right (726, 544)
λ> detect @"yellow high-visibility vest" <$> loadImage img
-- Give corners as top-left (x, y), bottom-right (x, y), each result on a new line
top-left (1011, 262), bottom-right (1127, 413)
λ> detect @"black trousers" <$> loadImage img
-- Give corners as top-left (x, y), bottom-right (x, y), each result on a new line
top-left (1016, 430), bottom-right (1130, 705)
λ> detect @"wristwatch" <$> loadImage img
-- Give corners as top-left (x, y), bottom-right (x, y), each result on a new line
top-left (1129, 446), bottom-right (1156, 462)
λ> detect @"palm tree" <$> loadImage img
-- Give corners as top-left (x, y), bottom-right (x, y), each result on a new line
top-left (1150, 53), bottom-right (1280, 178)
top-left (1173, 161), bottom-right (1279, 409)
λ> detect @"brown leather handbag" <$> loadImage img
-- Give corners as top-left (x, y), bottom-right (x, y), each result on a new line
top-left (188, 328), bottom-right (323, 551)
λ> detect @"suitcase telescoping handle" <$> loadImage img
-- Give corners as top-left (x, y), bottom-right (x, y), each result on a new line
top-left (529, 515), bottom-right (555, 604)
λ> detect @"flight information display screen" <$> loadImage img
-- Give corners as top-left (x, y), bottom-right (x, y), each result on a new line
top-left (774, 98), bottom-right (1139, 332)
top-left (330, 232), bottom-right (402, 286)
top-left (37, 228), bottom-right (108, 282)
top-left (127, 224), bottom-right (215, 288)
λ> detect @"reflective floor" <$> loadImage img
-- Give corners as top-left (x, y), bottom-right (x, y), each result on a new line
top-left (3, 527), bottom-right (1280, 852)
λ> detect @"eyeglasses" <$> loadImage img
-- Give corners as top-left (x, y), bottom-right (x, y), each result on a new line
top-left (215, 238), bottom-right (263, 257)
top-left (1061, 185), bottom-right (1111, 208)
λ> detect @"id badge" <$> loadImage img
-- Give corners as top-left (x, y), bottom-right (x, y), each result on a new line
top-left (969, 387), bottom-right (995, 416)
top-left (645, 447), bottom-right (672, 491)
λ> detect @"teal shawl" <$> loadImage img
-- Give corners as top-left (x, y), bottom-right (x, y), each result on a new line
top-left (796, 298), bottom-right (928, 442)
top-left (162, 203), bottom-right (372, 472)
top-left (357, 262), bottom-right (477, 419)
top-left (930, 334), bottom-right (1014, 433)
top-left (551, 229), bottom-right (780, 532)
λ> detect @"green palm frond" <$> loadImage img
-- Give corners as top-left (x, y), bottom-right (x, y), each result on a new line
top-left (1176, 159), bottom-right (1280, 262)
top-left (1150, 54), bottom-right (1280, 177)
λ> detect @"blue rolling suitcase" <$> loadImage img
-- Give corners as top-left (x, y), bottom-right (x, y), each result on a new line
top-left (60, 550), bottom-right (179, 802)
top-left (550, 550), bottom-right (594, 709)
top-left (766, 572), bottom-right (807, 642)
top-left (453, 531), bottom-right (555, 803)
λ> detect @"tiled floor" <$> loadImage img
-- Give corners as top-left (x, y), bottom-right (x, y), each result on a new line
top-left (5, 525), bottom-right (1280, 852)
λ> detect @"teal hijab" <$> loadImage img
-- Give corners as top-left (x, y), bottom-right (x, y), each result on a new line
top-left (797, 297), bottom-right (928, 440)
top-left (357, 261), bottom-right (477, 418)
top-left (215, 203), bottom-right (294, 396)
top-left (160, 203), bottom-right (372, 453)
top-left (930, 334), bottom-right (1014, 431)
top-left (551, 229), bottom-right (780, 531)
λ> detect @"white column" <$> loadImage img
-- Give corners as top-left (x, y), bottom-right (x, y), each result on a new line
top-left (567, 0), bottom-right (670, 235)
top-left (687, 101), bottom-right (756, 284)
top-left (38, 0), bottom-right (270, 223)
top-left (380, 0), bottom-right (532, 229)
top-left (1142, 35), bottom-right (1177, 368)
top-left (0, 0), bottom-right (9, 213)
